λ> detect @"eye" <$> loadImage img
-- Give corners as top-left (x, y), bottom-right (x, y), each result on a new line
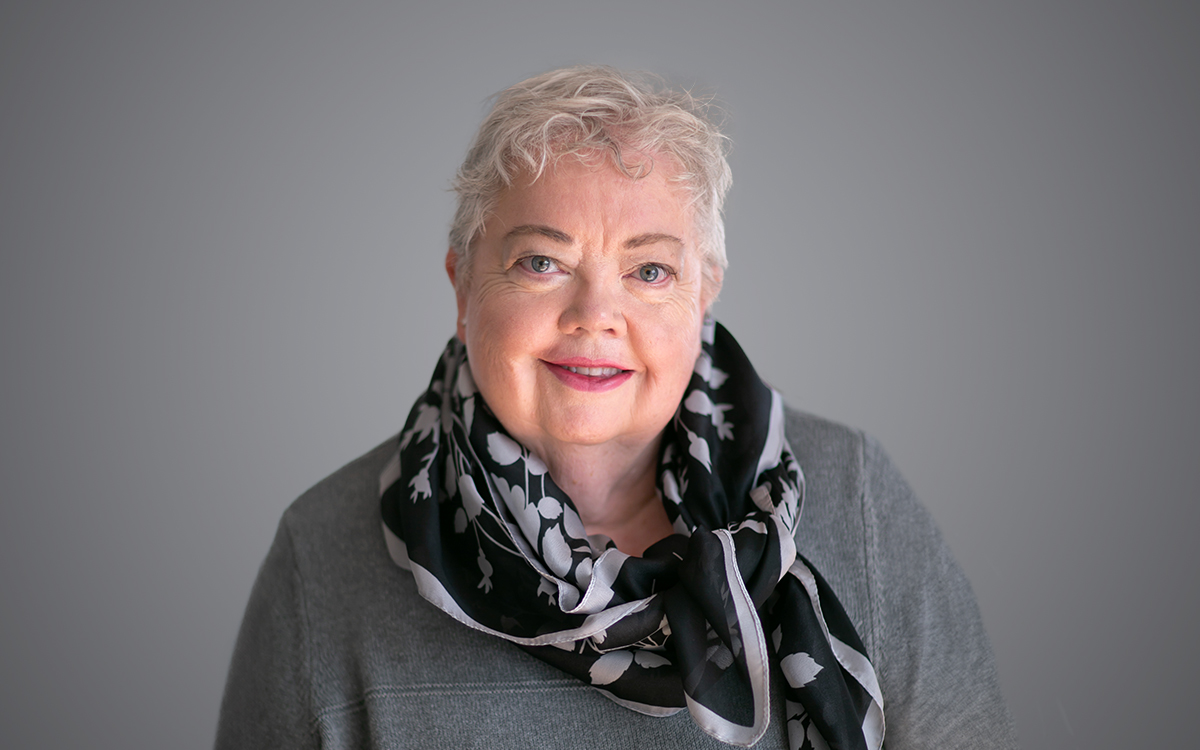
top-left (637, 264), bottom-right (668, 283)
top-left (521, 256), bottom-right (559, 274)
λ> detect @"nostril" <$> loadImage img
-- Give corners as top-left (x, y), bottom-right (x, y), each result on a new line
top-left (559, 294), bottom-right (626, 335)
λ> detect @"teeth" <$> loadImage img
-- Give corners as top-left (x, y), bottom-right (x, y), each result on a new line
top-left (563, 366), bottom-right (621, 377)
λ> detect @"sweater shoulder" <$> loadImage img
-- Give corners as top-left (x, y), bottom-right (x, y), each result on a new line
top-left (782, 406), bottom-right (876, 648)
top-left (783, 406), bottom-right (868, 477)
top-left (278, 434), bottom-right (399, 548)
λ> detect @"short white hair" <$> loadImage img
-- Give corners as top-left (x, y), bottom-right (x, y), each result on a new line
top-left (449, 65), bottom-right (732, 287)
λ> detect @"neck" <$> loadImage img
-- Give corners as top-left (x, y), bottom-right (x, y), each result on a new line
top-left (536, 437), bottom-right (674, 557)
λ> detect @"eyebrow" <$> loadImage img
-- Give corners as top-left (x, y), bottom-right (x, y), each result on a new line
top-left (503, 225), bottom-right (683, 251)
top-left (624, 232), bottom-right (683, 250)
top-left (504, 224), bottom-right (573, 244)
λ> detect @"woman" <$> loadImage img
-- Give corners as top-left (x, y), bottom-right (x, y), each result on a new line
top-left (216, 67), bottom-right (1016, 749)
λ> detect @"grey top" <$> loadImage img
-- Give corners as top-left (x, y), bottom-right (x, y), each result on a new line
top-left (215, 408), bottom-right (1017, 749)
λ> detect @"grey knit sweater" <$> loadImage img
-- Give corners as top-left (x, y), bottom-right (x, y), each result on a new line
top-left (215, 408), bottom-right (1017, 748)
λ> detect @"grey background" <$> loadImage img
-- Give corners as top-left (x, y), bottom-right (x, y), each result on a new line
top-left (2, 1), bottom-right (1196, 748)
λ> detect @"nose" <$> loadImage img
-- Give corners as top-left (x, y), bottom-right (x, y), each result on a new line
top-left (558, 276), bottom-right (627, 337)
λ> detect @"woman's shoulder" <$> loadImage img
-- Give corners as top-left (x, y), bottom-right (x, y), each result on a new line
top-left (782, 405), bottom-right (945, 657)
top-left (783, 405), bottom-right (921, 532)
top-left (784, 405), bottom-right (959, 595)
top-left (782, 407), bottom-right (878, 647)
top-left (784, 403), bottom-right (905, 472)
top-left (278, 434), bottom-right (399, 545)
top-left (785, 405), bottom-right (1018, 747)
top-left (265, 435), bottom-right (409, 618)
top-left (783, 406), bottom-right (869, 501)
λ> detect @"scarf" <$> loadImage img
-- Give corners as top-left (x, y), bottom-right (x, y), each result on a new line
top-left (380, 321), bottom-right (884, 748)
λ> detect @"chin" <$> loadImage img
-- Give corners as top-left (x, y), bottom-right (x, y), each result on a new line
top-left (543, 407), bottom-right (670, 450)
top-left (542, 419), bottom-right (627, 448)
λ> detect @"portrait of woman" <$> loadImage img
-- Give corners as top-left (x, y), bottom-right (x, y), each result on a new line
top-left (214, 66), bottom-right (1012, 748)
top-left (2, 4), bottom-right (1196, 750)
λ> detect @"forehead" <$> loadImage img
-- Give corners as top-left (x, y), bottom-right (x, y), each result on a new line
top-left (491, 155), bottom-right (694, 237)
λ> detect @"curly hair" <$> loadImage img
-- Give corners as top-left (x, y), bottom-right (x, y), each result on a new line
top-left (449, 65), bottom-right (732, 290)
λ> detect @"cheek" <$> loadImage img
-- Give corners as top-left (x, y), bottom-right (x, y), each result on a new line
top-left (642, 304), bottom-right (704, 386)
top-left (474, 290), bottom-right (548, 341)
top-left (464, 289), bottom-right (549, 384)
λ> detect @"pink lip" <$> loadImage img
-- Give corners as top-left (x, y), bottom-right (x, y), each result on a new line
top-left (543, 358), bottom-right (633, 393)
top-left (549, 357), bottom-right (629, 369)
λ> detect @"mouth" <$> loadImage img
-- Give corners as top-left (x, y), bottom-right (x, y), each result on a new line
top-left (544, 360), bottom-right (633, 393)
top-left (560, 365), bottom-right (623, 378)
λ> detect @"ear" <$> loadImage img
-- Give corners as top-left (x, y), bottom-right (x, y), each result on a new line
top-left (446, 247), bottom-right (469, 342)
top-left (444, 246), bottom-right (460, 287)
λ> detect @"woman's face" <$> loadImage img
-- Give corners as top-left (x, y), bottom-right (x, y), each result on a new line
top-left (449, 156), bottom-right (719, 460)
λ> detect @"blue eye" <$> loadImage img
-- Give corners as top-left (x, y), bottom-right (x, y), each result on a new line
top-left (638, 264), bottom-right (664, 283)
top-left (525, 256), bottom-right (557, 273)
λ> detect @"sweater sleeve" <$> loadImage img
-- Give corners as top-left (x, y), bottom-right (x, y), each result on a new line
top-left (215, 517), bottom-right (319, 749)
top-left (861, 435), bottom-right (1018, 749)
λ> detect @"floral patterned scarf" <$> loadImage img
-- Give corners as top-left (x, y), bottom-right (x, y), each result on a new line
top-left (380, 321), bottom-right (884, 748)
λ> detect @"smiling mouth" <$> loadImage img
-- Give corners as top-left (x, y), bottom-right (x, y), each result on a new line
top-left (560, 365), bottom-right (623, 377)
top-left (545, 361), bottom-right (633, 392)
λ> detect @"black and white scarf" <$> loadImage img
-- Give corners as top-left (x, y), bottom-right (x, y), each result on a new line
top-left (380, 321), bottom-right (884, 748)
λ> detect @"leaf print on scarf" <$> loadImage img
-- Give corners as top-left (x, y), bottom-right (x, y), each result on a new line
top-left (537, 577), bottom-right (558, 606)
top-left (682, 423), bottom-right (712, 472)
top-left (489, 472), bottom-right (525, 508)
top-left (662, 469), bottom-right (684, 505)
top-left (541, 525), bottom-right (573, 577)
top-left (408, 448), bottom-right (436, 501)
top-left (399, 403), bottom-right (440, 450)
top-left (476, 549), bottom-right (493, 592)
top-left (526, 451), bottom-right (548, 476)
top-left (537, 497), bottom-right (562, 520)
top-left (462, 396), bottom-right (475, 434)
top-left (781, 652), bottom-right (824, 689)
top-left (589, 651), bottom-right (634, 686)
top-left (683, 391), bottom-right (734, 440)
top-left (454, 359), bottom-right (477, 397)
top-left (574, 556), bottom-right (593, 589)
top-left (562, 505), bottom-right (588, 541)
top-left (693, 350), bottom-right (729, 390)
top-left (458, 475), bottom-right (485, 525)
top-left (491, 473), bottom-right (541, 548)
top-left (633, 650), bottom-right (671, 669)
top-left (487, 432), bottom-right (524, 465)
